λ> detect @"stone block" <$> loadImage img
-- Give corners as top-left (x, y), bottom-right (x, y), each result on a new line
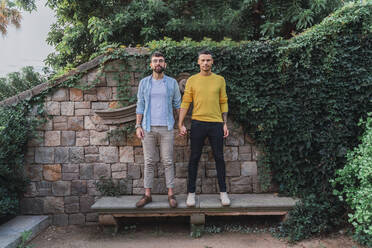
top-left (224, 147), bottom-right (238, 161)
top-left (252, 146), bottom-right (260, 161)
top-left (112, 171), bottom-right (126, 179)
top-left (24, 182), bottom-right (37, 197)
top-left (35, 147), bottom-right (54, 164)
top-left (53, 116), bottom-right (68, 130)
top-left (119, 146), bottom-right (134, 163)
top-left (132, 179), bottom-right (143, 188)
top-left (84, 116), bottom-right (96, 130)
top-left (26, 164), bottom-right (42, 181)
top-left (202, 178), bottom-right (217, 193)
top-left (80, 163), bottom-right (93, 179)
top-left (126, 132), bottom-right (142, 146)
top-left (75, 109), bottom-right (91, 116)
top-left (241, 161), bottom-right (257, 176)
top-left (85, 146), bottom-right (98, 154)
top-left (52, 181), bottom-right (71, 196)
top-left (85, 154), bottom-right (99, 162)
top-left (80, 195), bottom-right (95, 213)
top-left (43, 164), bottom-right (62, 181)
top-left (174, 132), bottom-right (187, 146)
top-left (62, 164), bottom-right (79, 173)
top-left (70, 88), bottom-right (83, 101)
top-left (71, 180), bottom-right (87, 195)
top-left (244, 133), bottom-right (255, 144)
top-left (75, 101), bottom-right (90, 109)
top-left (53, 214), bottom-right (68, 226)
top-left (230, 176), bottom-right (252, 193)
top-left (119, 178), bottom-right (132, 194)
top-left (76, 137), bottom-right (90, 146)
top-left (55, 147), bottom-right (69, 163)
top-left (88, 68), bottom-right (106, 86)
top-left (106, 72), bottom-right (120, 87)
top-left (68, 213), bottom-right (85, 225)
top-left (90, 130), bottom-right (109, 145)
top-left (127, 163), bottom-right (141, 179)
top-left (111, 163), bottom-right (127, 172)
top-left (45, 131), bottom-right (61, 146)
top-left (20, 198), bottom-right (44, 214)
top-left (99, 146), bottom-right (119, 163)
top-left (65, 202), bottom-right (79, 213)
top-left (62, 172), bottom-right (79, 180)
top-left (52, 88), bottom-right (69, 101)
top-left (93, 163), bottom-right (111, 179)
top-left (61, 102), bottom-right (74, 116)
top-left (226, 125), bottom-right (244, 146)
top-left (96, 124), bottom-right (109, 132)
top-left (45, 101), bottom-right (60, 115)
top-left (226, 161), bottom-right (241, 176)
top-left (173, 147), bottom-right (184, 162)
top-left (174, 178), bottom-right (187, 194)
top-left (44, 196), bottom-right (64, 214)
top-left (175, 162), bottom-right (188, 178)
top-left (97, 87), bottom-right (112, 100)
top-left (84, 93), bottom-right (97, 101)
top-left (36, 181), bottom-right (52, 196)
top-left (90, 115), bottom-right (105, 125)
top-left (86, 213), bottom-right (99, 222)
top-left (70, 147), bottom-right (85, 163)
top-left (132, 188), bottom-right (144, 195)
top-left (92, 102), bottom-right (108, 110)
top-left (239, 145), bottom-right (252, 161)
top-left (36, 118), bottom-right (53, 131)
top-left (68, 116), bottom-right (84, 131)
top-left (152, 178), bottom-right (167, 194)
top-left (61, 131), bottom-right (76, 146)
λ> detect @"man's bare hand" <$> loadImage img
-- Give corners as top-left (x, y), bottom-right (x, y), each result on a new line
top-left (179, 125), bottom-right (187, 136)
top-left (136, 127), bottom-right (144, 139)
top-left (223, 123), bottom-right (229, 138)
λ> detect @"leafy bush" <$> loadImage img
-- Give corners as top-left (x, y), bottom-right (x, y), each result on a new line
top-left (143, 2), bottom-right (371, 242)
top-left (0, 103), bottom-right (38, 216)
top-left (0, 66), bottom-right (47, 101)
top-left (332, 115), bottom-right (372, 246)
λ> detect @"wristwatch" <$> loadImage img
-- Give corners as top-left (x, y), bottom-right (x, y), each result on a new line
top-left (135, 123), bottom-right (142, 129)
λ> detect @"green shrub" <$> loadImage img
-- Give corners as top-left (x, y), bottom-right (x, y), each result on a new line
top-left (0, 66), bottom-right (47, 101)
top-left (143, 2), bottom-right (371, 242)
top-left (0, 103), bottom-right (38, 216)
top-left (332, 115), bottom-right (372, 246)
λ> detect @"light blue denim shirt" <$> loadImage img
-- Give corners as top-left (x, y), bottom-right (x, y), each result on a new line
top-left (136, 75), bottom-right (181, 132)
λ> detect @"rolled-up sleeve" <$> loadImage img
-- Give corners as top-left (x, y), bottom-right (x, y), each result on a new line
top-left (173, 79), bottom-right (181, 109)
top-left (136, 80), bottom-right (145, 114)
top-left (180, 79), bottom-right (192, 109)
top-left (220, 79), bottom-right (228, 113)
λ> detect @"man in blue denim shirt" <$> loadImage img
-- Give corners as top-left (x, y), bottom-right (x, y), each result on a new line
top-left (135, 51), bottom-right (181, 208)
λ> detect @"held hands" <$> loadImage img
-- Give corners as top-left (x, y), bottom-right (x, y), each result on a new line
top-left (178, 125), bottom-right (187, 136)
top-left (223, 123), bottom-right (229, 138)
top-left (136, 127), bottom-right (144, 139)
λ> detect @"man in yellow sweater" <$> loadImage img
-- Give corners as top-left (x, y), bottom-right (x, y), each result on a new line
top-left (178, 50), bottom-right (230, 207)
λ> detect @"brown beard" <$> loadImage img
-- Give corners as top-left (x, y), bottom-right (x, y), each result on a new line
top-left (154, 66), bottom-right (165, 73)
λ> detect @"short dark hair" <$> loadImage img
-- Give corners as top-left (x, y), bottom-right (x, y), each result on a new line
top-left (198, 50), bottom-right (213, 58)
top-left (151, 51), bottom-right (165, 61)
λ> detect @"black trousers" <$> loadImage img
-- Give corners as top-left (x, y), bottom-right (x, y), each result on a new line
top-left (187, 120), bottom-right (227, 193)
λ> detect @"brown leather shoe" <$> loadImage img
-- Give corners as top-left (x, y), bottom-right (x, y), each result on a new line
top-left (168, 194), bottom-right (177, 208)
top-left (136, 195), bottom-right (152, 208)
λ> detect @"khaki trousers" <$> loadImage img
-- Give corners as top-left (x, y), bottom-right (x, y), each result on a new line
top-left (142, 126), bottom-right (174, 189)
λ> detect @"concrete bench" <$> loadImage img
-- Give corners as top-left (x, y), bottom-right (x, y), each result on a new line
top-left (91, 194), bottom-right (298, 236)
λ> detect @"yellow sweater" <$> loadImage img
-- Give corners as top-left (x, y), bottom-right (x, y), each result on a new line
top-left (181, 73), bottom-right (228, 122)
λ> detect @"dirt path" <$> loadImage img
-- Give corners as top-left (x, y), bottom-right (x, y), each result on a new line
top-left (30, 220), bottom-right (362, 248)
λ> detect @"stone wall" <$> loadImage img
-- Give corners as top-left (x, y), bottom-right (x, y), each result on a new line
top-left (20, 57), bottom-right (270, 226)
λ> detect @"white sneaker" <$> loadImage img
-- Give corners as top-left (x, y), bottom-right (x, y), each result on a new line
top-left (220, 192), bottom-right (230, 206)
top-left (186, 193), bottom-right (196, 207)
